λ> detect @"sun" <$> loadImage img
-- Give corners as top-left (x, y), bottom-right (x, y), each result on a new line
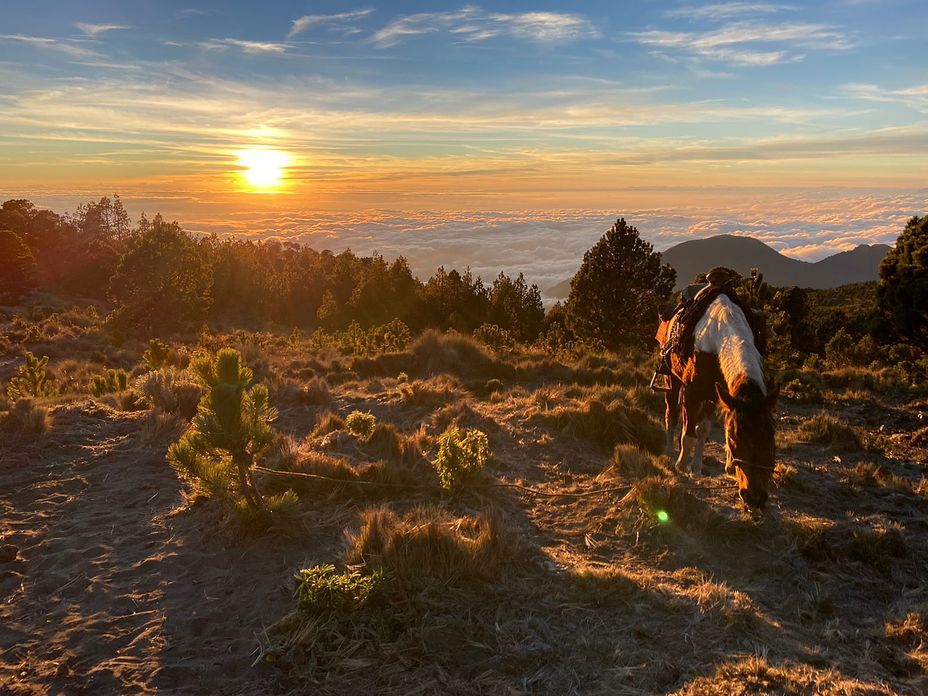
top-left (237, 148), bottom-right (290, 191)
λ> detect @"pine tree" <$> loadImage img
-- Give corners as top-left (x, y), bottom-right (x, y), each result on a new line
top-left (880, 215), bottom-right (928, 350)
top-left (565, 219), bottom-right (676, 348)
top-left (167, 349), bottom-right (276, 510)
top-left (6, 352), bottom-right (56, 400)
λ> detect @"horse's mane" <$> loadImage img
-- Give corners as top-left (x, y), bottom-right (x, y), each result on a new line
top-left (697, 295), bottom-right (767, 396)
top-left (730, 373), bottom-right (767, 411)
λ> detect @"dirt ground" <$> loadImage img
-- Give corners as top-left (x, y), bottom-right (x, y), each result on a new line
top-left (1, 342), bottom-right (927, 695)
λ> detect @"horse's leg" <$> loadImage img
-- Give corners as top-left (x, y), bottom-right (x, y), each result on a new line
top-left (691, 411), bottom-right (713, 476)
top-left (664, 380), bottom-right (681, 457)
top-left (675, 393), bottom-right (697, 473)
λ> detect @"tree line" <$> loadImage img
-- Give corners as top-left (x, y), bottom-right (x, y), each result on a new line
top-left (2, 196), bottom-right (925, 355)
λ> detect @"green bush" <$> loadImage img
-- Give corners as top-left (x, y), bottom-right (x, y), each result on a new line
top-left (90, 369), bottom-right (129, 396)
top-left (6, 352), bottom-right (56, 400)
top-left (142, 338), bottom-right (173, 370)
top-left (433, 427), bottom-right (490, 490)
top-left (345, 410), bottom-right (377, 437)
top-left (294, 564), bottom-right (386, 614)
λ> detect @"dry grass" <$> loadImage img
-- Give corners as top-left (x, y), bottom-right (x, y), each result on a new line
top-left (0, 398), bottom-right (50, 435)
top-left (673, 655), bottom-right (895, 695)
top-left (544, 398), bottom-right (664, 453)
top-left (345, 506), bottom-right (514, 584)
top-left (5, 313), bottom-right (928, 695)
top-left (794, 413), bottom-right (863, 451)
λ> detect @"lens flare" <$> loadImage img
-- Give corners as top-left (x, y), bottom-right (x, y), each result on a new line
top-left (237, 148), bottom-right (290, 190)
top-left (656, 510), bottom-right (669, 523)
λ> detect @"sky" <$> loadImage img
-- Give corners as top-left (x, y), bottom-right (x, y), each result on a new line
top-left (1, 1), bottom-right (926, 290)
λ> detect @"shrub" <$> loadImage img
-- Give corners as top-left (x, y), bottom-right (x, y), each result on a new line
top-left (432, 426), bottom-right (489, 490)
top-left (142, 338), bottom-right (173, 370)
top-left (474, 323), bottom-right (515, 351)
top-left (6, 352), bottom-right (56, 400)
top-left (167, 348), bottom-right (276, 510)
top-left (345, 410), bottom-right (376, 438)
top-left (90, 369), bottom-right (129, 397)
top-left (0, 398), bottom-right (49, 435)
top-left (795, 413), bottom-right (863, 451)
top-left (294, 564), bottom-right (386, 615)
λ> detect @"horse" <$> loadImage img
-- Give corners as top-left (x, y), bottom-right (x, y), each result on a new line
top-left (656, 292), bottom-right (778, 509)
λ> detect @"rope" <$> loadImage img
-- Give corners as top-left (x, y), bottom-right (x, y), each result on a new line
top-left (252, 465), bottom-right (632, 499)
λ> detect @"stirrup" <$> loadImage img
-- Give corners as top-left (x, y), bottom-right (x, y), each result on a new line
top-left (649, 372), bottom-right (673, 392)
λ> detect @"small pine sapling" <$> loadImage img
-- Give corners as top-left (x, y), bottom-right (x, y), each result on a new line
top-left (90, 369), bottom-right (129, 396)
top-left (6, 352), bottom-right (56, 400)
top-left (142, 338), bottom-right (172, 370)
top-left (167, 348), bottom-right (277, 510)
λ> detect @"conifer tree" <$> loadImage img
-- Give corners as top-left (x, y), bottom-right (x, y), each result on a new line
top-left (565, 219), bottom-right (676, 348)
top-left (167, 349), bottom-right (276, 510)
top-left (6, 352), bottom-right (56, 400)
top-left (880, 215), bottom-right (928, 350)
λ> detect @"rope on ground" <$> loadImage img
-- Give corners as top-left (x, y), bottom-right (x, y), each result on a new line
top-left (252, 465), bottom-right (631, 499)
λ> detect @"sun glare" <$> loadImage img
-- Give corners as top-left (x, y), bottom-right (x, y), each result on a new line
top-left (237, 148), bottom-right (290, 191)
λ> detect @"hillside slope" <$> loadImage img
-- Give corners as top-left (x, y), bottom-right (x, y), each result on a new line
top-left (547, 235), bottom-right (890, 297)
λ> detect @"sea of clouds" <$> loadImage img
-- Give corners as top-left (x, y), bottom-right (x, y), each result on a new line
top-left (179, 190), bottom-right (925, 298)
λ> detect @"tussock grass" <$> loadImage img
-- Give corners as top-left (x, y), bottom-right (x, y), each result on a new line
top-left (605, 444), bottom-right (669, 481)
top-left (312, 410), bottom-right (346, 438)
top-left (784, 515), bottom-right (907, 570)
top-left (847, 462), bottom-right (913, 493)
top-left (396, 375), bottom-right (465, 409)
top-left (345, 506), bottom-right (512, 584)
top-left (275, 376), bottom-right (332, 405)
top-left (138, 368), bottom-right (201, 418)
top-left (795, 413), bottom-right (863, 451)
top-left (674, 655), bottom-right (894, 695)
top-left (0, 398), bottom-right (50, 435)
top-left (544, 398), bottom-right (664, 453)
top-left (632, 476), bottom-right (729, 535)
top-left (567, 566), bottom-right (641, 608)
top-left (410, 330), bottom-right (509, 378)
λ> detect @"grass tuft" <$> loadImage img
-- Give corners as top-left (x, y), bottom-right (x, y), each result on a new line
top-left (795, 413), bottom-right (863, 451)
top-left (345, 505), bottom-right (511, 584)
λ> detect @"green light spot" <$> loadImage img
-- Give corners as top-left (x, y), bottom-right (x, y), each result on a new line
top-left (656, 510), bottom-right (669, 523)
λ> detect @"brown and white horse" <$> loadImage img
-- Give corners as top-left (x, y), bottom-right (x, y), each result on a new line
top-left (657, 294), bottom-right (778, 509)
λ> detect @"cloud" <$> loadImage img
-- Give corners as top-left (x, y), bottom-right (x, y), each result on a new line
top-left (201, 38), bottom-right (289, 54)
top-left (0, 33), bottom-right (98, 58)
top-left (630, 20), bottom-right (852, 65)
top-left (842, 82), bottom-right (928, 113)
top-left (665, 3), bottom-right (794, 21)
top-left (371, 6), bottom-right (598, 47)
top-left (163, 191), bottom-right (918, 297)
top-left (75, 23), bottom-right (130, 37)
top-left (288, 9), bottom-right (374, 39)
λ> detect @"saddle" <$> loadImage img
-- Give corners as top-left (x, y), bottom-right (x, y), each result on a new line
top-left (654, 283), bottom-right (766, 386)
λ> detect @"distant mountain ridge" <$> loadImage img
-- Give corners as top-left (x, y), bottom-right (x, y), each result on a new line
top-left (546, 234), bottom-right (891, 298)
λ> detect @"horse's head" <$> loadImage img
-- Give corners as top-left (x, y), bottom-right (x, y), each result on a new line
top-left (716, 379), bottom-right (779, 510)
